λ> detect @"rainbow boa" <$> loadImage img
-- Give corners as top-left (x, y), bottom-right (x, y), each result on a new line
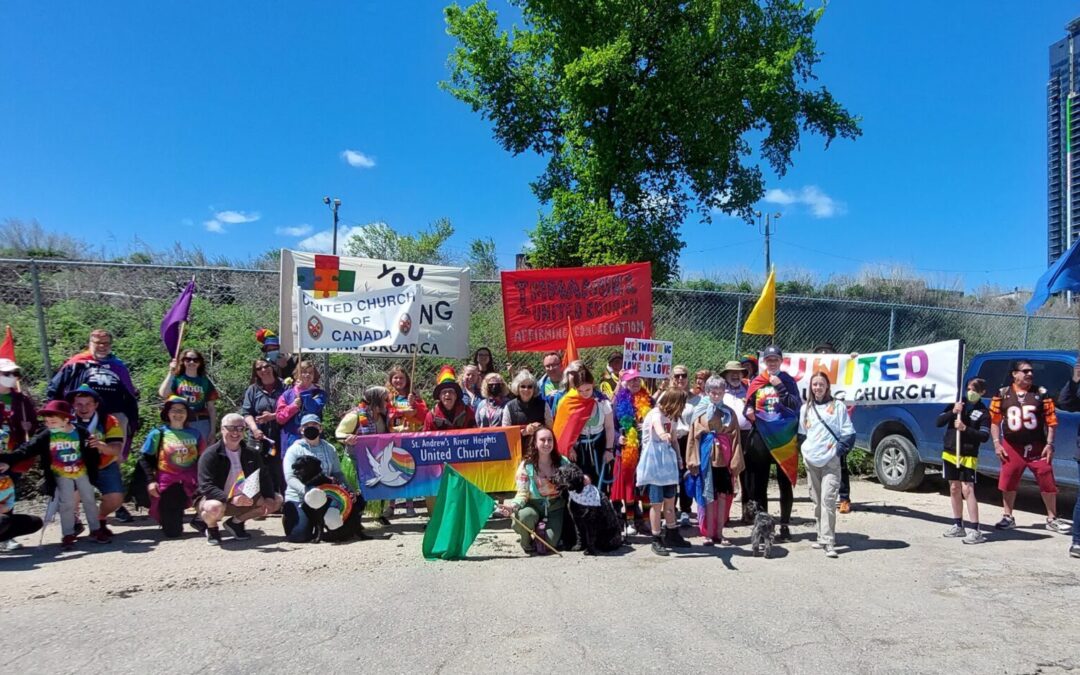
top-left (614, 387), bottom-right (652, 468)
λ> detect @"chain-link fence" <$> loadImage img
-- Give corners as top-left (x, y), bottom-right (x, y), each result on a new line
top-left (1, 257), bottom-right (1078, 435)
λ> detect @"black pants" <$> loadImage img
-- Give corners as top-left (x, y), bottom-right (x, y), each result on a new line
top-left (263, 451), bottom-right (286, 496)
top-left (746, 431), bottom-right (793, 524)
top-left (739, 430), bottom-right (753, 513)
top-left (573, 432), bottom-right (609, 490)
top-left (0, 512), bottom-right (43, 541)
top-left (158, 483), bottom-right (189, 538)
top-left (676, 436), bottom-right (693, 514)
top-left (839, 455), bottom-right (851, 501)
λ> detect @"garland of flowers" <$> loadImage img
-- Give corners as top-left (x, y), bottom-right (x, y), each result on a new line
top-left (614, 387), bottom-right (653, 468)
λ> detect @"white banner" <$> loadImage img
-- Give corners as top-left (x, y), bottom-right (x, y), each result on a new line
top-left (779, 339), bottom-right (963, 405)
top-left (623, 338), bottom-right (674, 379)
top-left (279, 250), bottom-right (470, 358)
top-left (298, 285), bottom-right (421, 353)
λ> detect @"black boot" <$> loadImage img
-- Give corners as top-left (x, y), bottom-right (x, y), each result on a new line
top-left (778, 524), bottom-right (791, 542)
top-left (664, 525), bottom-right (691, 549)
top-left (651, 534), bottom-right (669, 556)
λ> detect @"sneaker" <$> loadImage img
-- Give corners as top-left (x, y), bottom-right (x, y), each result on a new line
top-left (678, 512), bottom-right (691, 527)
top-left (73, 520), bottom-right (85, 536)
top-left (2, 539), bottom-right (23, 552)
top-left (838, 499), bottom-right (852, 514)
top-left (189, 517), bottom-right (207, 535)
top-left (61, 534), bottom-right (77, 550)
top-left (625, 522), bottom-right (638, 536)
top-left (994, 514), bottom-right (1015, 530)
top-left (91, 528), bottom-right (111, 544)
top-left (113, 505), bottom-right (134, 523)
top-left (664, 527), bottom-right (691, 549)
top-left (205, 527), bottom-right (223, 545)
top-left (962, 530), bottom-right (986, 545)
top-left (824, 545), bottom-right (838, 558)
top-left (405, 504), bottom-right (417, 518)
top-left (778, 525), bottom-right (791, 542)
top-left (942, 524), bottom-right (966, 538)
top-left (1046, 518), bottom-right (1072, 535)
top-left (1070, 544), bottom-right (1080, 558)
top-left (651, 537), bottom-right (670, 556)
top-left (811, 541), bottom-right (825, 549)
top-left (97, 523), bottom-right (115, 538)
top-left (222, 518), bottom-right (251, 540)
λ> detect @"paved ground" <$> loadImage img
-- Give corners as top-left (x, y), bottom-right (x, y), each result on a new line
top-left (2, 476), bottom-right (1078, 674)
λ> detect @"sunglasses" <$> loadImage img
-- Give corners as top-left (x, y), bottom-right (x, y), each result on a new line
top-left (673, 373), bottom-right (688, 379)
top-left (255, 365), bottom-right (273, 371)
top-left (222, 425), bottom-right (245, 432)
top-left (1018, 368), bottom-right (1034, 374)
top-left (183, 357), bottom-right (201, 363)
top-left (0, 371), bottom-right (19, 377)
top-left (519, 384), bottom-right (535, 390)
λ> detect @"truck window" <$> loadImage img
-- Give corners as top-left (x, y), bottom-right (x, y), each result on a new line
top-left (975, 358), bottom-right (1072, 399)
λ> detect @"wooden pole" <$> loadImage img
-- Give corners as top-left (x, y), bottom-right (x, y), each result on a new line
top-left (173, 321), bottom-right (187, 362)
top-left (510, 514), bottom-right (563, 557)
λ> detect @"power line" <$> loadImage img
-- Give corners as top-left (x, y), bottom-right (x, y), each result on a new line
top-left (770, 237), bottom-right (1044, 275)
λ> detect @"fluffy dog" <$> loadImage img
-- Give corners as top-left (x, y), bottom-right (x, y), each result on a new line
top-left (554, 464), bottom-right (624, 555)
top-left (292, 455), bottom-right (367, 543)
top-left (747, 500), bottom-right (775, 558)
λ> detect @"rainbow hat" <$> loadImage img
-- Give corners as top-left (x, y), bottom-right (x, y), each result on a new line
top-left (432, 365), bottom-right (461, 398)
top-left (256, 328), bottom-right (280, 349)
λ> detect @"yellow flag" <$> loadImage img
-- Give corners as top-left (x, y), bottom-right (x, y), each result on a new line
top-left (742, 268), bottom-right (776, 335)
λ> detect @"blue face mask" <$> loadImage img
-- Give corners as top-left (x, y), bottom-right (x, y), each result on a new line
top-left (265, 350), bottom-right (280, 362)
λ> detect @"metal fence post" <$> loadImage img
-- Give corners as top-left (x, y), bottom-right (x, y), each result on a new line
top-left (733, 298), bottom-right (743, 358)
top-left (1022, 315), bottom-right (1030, 349)
top-left (29, 260), bottom-right (52, 375)
top-left (887, 308), bottom-right (896, 350)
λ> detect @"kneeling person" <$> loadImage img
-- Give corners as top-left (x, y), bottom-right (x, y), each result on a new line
top-left (196, 413), bottom-right (282, 544)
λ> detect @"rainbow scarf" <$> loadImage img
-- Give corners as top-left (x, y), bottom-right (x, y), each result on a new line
top-left (746, 374), bottom-right (799, 485)
top-left (553, 388), bottom-right (596, 455)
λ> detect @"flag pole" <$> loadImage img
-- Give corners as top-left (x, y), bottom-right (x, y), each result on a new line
top-left (173, 321), bottom-right (187, 362)
top-left (509, 514), bottom-right (563, 557)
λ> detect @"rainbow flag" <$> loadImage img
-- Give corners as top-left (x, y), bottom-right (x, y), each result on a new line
top-left (552, 388), bottom-right (596, 455)
top-left (747, 376), bottom-right (799, 485)
top-left (228, 469), bottom-right (246, 500)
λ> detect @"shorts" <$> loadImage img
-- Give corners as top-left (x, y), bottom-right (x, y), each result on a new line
top-left (997, 441), bottom-right (1057, 493)
top-left (194, 494), bottom-right (272, 517)
top-left (712, 466), bottom-right (734, 494)
top-left (942, 461), bottom-right (977, 484)
top-left (92, 463), bottom-right (124, 494)
top-left (638, 484), bottom-right (676, 503)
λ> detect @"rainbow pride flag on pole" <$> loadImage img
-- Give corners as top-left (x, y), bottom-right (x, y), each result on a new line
top-left (746, 376), bottom-right (799, 485)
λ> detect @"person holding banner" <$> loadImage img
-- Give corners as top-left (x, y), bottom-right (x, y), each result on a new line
top-left (256, 328), bottom-right (296, 381)
top-left (502, 370), bottom-right (553, 435)
top-left (797, 371), bottom-right (854, 558)
top-left (475, 373), bottom-right (510, 428)
top-left (744, 345), bottom-right (801, 542)
top-left (195, 414), bottom-right (282, 545)
top-left (936, 378), bottom-right (990, 545)
top-left (385, 366), bottom-right (428, 433)
top-left (459, 365), bottom-right (483, 411)
top-left (275, 360), bottom-right (327, 450)
top-left (336, 386), bottom-right (394, 524)
top-left (424, 367), bottom-right (477, 432)
top-left (639, 389), bottom-right (691, 555)
top-left (157, 349), bottom-right (219, 443)
top-left (989, 361), bottom-right (1071, 535)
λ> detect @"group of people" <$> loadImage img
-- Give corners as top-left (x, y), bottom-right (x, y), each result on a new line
top-left (1, 328), bottom-right (1078, 561)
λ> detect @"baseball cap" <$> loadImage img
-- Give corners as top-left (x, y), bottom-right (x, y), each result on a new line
top-left (300, 414), bottom-right (322, 427)
top-left (762, 345), bottom-right (783, 359)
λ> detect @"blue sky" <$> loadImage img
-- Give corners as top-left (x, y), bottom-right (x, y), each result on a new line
top-left (0, 1), bottom-right (1076, 291)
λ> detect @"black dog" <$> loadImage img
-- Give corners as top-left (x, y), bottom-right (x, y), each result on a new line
top-left (747, 500), bottom-right (775, 558)
top-left (291, 455), bottom-right (367, 543)
top-left (555, 464), bottom-right (624, 555)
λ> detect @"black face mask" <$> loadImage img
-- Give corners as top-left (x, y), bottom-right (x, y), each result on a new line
top-left (488, 384), bottom-right (504, 397)
top-left (302, 427), bottom-right (320, 440)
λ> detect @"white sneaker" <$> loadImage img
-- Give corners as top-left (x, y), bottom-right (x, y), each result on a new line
top-left (811, 541), bottom-right (824, 550)
top-left (962, 530), bottom-right (986, 545)
top-left (942, 524), bottom-right (966, 538)
top-left (824, 545), bottom-right (838, 558)
top-left (625, 523), bottom-right (638, 536)
top-left (678, 512), bottom-right (690, 527)
top-left (2, 539), bottom-right (22, 552)
top-left (1046, 518), bottom-right (1072, 535)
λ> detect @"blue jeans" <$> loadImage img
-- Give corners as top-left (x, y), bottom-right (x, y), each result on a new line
top-left (282, 501), bottom-right (315, 543)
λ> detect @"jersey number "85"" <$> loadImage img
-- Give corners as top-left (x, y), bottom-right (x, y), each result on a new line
top-left (1005, 405), bottom-right (1038, 431)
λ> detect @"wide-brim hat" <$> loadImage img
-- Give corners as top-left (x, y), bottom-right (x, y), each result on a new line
top-left (160, 395), bottom-right (191, 422)
top-left (66, 383), bottom-right (102, 404)
top-left (433, 365), bottom-right (462, 398)
top-left (39, 399), bottom-right (72, 418)
top-left (719, 360), bottom-right (747, 376)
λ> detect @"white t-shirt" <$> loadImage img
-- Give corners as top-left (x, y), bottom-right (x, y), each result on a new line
top-left (723, 392), bottom-right (752, 431)
top-left (224, 448), bottom-right (243, 498)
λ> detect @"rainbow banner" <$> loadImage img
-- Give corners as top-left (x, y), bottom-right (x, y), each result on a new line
top-left (350, 427), bottom-right (522, 500)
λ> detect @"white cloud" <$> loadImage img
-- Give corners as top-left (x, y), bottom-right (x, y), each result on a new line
top-left (214, 210), bottom-right (261, 224)
top-left (203, 219), bottom-right (226, 234)
top-left (276, 224), bottom-right (313, 237)
top-left (297, 225), bottom-right (370, 252)
top-left (341, 149), bottom-right (376, 169)
top-left (763, 185), bottom-right (845, 218)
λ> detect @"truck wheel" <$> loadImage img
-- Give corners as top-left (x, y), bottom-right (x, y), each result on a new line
top-left (874, 434), bottom-right (925, 491)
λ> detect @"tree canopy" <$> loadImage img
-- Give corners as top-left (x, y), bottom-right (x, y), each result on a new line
top-left (443, 0), bottom-right (860, 283)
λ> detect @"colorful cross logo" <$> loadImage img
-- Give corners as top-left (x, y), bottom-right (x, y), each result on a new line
top-left (296, 255), bottom-right (356, 299)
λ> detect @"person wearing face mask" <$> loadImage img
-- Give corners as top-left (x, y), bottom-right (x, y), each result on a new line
top-left (475, 373), bottom-right (510, 428)
top-left (687, 377), bottom-right (743, 545)
top-left (936, 378), bottom-right (990, 545)
top-left (256, 328), bottom-right (296, 381)
top-left (0, 358), bottom-right (37, 454)
top-left (284, 415), bottom-right (347, 542)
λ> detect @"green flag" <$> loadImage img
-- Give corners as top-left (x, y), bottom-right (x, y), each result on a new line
top-left (422, 464), bottom-right (495, 560)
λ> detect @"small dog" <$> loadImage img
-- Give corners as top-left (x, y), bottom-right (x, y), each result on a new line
top-left (292, 455), bottom-right (367, 543)
top-left (555, 464), bottom-right (624, 555)
top-left (747, 500), bottom-right (775, 558)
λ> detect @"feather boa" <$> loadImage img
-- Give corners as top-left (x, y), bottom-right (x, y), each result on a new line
top-left (614, 387), bottom-right (653, 468)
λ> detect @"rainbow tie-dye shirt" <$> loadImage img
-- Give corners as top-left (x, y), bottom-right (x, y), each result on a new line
top-left (143, 427), bottom-right (203, 476)
top-left (48, 429), bottom-right (86, 479)
top-left (0, 474), bottom-right (15, 511)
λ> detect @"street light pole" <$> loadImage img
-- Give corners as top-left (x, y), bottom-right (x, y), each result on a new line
top-left (323, 196), bottom-right (342, 255)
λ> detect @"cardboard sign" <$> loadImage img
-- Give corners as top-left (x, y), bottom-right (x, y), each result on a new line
top-left (623, 337), bottom-right (674, 379)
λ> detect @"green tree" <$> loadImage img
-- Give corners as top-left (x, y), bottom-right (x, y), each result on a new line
top-left (443, 0), bottom-right (859, 283)
top-left (344, 218), bottom-right (456, 265)
top-left (466, 236), bottom-right (498, 278)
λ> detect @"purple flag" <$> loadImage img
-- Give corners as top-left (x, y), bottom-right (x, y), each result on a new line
top-left (161, 278), bottom-right (196, 356)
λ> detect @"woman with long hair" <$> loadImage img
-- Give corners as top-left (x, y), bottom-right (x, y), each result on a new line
top-left (336, 385), bottom-right (393, 525)
top-left (638, 389), bottom-right (691, 555)
top-left (242, 358), bottom-right (285, 494)
top-left (472, 347), bottom-right (497, 377)
top-left (499, 426), bottom-right (569, 554)
top-left (384, 366), bottom-right (429, 432)
top-left (561, 366), bottom-right (615, 489)
top-left (158, 348), bottom-right (219, 442)
top-left (475, 372), bottom-right (510, 428)
top-left (797, 371), bottom-right (854, 558)
top-left (275, 360), bottom-right (327, 450)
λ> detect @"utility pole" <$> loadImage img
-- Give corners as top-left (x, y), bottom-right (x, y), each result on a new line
top-left (754, 210), bottom-right (781, 275)
top-left (323, 196), bottom-right (342, 254)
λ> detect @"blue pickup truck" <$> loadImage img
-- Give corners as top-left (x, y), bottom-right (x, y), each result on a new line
top-left (855, 350), bottom-right (1080, 490)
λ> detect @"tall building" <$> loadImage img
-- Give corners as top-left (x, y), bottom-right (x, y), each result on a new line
top-left (1048, 18), bottom-right (1080, 265)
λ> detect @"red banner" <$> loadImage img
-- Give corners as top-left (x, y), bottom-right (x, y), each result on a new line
top-left (501, 263), bottom-right (652, 352)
